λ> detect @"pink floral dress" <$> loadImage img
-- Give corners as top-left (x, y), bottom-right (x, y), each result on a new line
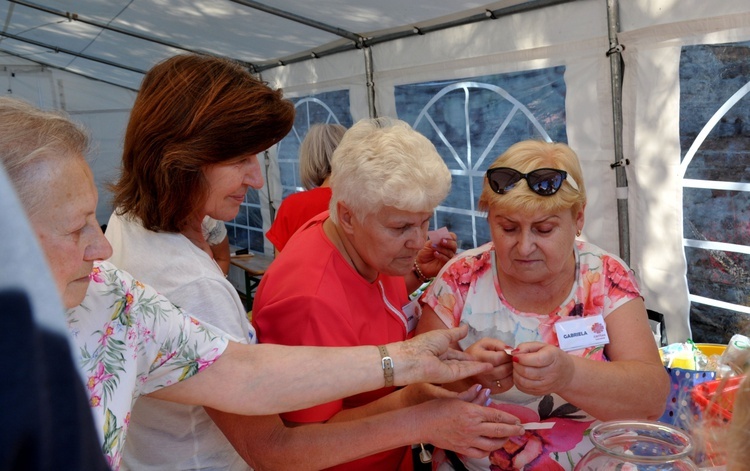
top-left (66, 261), bottom-right (229, 470)
top-left (421, 241), bottom-right (641, 471)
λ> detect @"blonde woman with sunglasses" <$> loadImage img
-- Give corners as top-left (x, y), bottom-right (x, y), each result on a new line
top-left (416, 140), bottom-right (670, 471)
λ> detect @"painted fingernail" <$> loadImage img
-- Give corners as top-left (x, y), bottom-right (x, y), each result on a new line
top-left (485, 397), bottom-right (493, 407)
top-left (512, 356), bottom-right (520, 363)
top-left (475, 384), bottom-right (482, 392)
top-left (484, 388), bottom-right (491, 397)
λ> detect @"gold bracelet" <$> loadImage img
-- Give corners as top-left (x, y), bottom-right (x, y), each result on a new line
top-left (413, 260), bottom-right (431, 284)
top-left (378, 345), bottom-right (394, 387)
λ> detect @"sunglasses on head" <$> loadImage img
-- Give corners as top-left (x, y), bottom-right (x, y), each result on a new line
top-left (486, 167), bottom-right (579, 196)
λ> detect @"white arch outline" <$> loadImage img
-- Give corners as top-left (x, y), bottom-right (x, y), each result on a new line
top-left (277, 97), bottom-right (343, 193)
top-left (230, 96), bottom-right (344, 251)
top-left (412, 81), bottom-right (553, 248)
top-left (680, 80), bottom-right (750, 179)
top-left (680, 79), bottom-right (750, 315)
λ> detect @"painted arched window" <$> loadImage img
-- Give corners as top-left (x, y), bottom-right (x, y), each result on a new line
top-left (679, 41), bottom-right (750, 342)
top-left (276, 94), bottom-right (352, 197)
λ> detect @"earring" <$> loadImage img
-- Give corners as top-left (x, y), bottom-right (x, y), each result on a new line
top-left (576, 230), bottom-right (581, 237)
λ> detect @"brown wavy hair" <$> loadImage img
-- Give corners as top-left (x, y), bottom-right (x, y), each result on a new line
top-left (110, 53), bottom-right (295, 232)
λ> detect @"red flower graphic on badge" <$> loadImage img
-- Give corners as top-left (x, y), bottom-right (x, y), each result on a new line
top-left (591, 322), bottom-right (604, 334)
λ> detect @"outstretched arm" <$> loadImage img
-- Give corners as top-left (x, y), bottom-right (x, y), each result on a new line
top-left (148, 325), bottom-right (493, 415)
top-left (206, 385), bottom-right (524, 471)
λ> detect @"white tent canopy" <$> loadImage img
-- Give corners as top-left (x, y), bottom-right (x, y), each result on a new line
top-left (2, 0), bottom-right (750, 345)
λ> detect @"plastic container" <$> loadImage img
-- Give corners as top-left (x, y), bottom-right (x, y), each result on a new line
top-left (691, 374), bottom-right (745, 422)
top-left (720, 335), bottom-right (750, 370)
top-left (695, 343), bottom-right (727, 357)
top-left (659, 343), bottom-right (726, 371)
top-left (574, 420), bottom-right (698, 470)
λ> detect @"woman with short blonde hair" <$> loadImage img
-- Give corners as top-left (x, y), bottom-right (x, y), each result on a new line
top-left (299, 123), bottom-right (346, 190)
top-left (418, 140), bottom-right (670, 471)
top-left (267, 123), bottom-right (347, 252)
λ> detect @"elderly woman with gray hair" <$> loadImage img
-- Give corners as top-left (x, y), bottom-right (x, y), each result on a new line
top-left (0, 97), bottom-right (503, 470)
top-left (208, 118), bottom-right (524, 471)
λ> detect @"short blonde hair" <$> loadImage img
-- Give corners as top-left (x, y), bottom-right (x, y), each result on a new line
top-left (478, 140), bottom-right (586, 216)
top-left (329, 117), bottom-right (451, 223)
top-left (299, 123), bottom-right (346, 190)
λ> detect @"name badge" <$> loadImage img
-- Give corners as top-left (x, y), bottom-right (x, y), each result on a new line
top-left (401, 299), bottom-right (421, 334)
top-left (555, 314), bottom-right (609, 352)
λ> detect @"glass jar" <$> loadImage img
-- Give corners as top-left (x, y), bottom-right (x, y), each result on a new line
top-left (574, 420), bottom-right (699, 471)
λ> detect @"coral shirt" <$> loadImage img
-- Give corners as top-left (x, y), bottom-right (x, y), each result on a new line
top-left (253, 212), bottom-right (414, 471)
top-left (266, 186), bottom-right (332, 251)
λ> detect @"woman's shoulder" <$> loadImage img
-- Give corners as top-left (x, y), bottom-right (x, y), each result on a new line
top-left (88, 261), bottom-right (222, 311)
top-left (106, 212), bottom-right (179, 251)
top-left (576, 240), bottom-right (631, 271)
top-left (72, 261), bottom-right (167, 328)
top-left (435, 242), bottom-right (495, 283)
top-left (271, 188), bottom-right (330, 235)
top-left (281, 186), bottom-right (331, 205)
top-left (575, 241), bottom-right (641, 298)
top-left (449, 242), bottom-right (494, 267)
top-left (88, 260), bottom-right (160, 302)
top-left (89, 260), bottom-right (131, 287)
top-left (267, 233), bottom-right (340, 288)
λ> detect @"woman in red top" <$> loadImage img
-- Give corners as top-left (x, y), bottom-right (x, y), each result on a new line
top-left (210, 118), bottom-right (525, 471)
top-left (266, 123), bottom-right (346, 252)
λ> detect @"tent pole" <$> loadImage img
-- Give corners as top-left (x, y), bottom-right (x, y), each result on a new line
top-left (0, 31), bottom-right (145, 75)
top-left (0, 48), bottom-right (138, 91)
top-left (255, 71), bottom-right (276, 225)
top-left (364, 46), bottom-right (377, 119)
top-left (7, 0), bottom-right (256, 71)
top-left (606, 0), bottom-right (630, 264)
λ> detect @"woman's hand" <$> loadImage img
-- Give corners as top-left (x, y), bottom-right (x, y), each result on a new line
top-left (414, 394), bottom-right (524, 458)
top-left (415, 231), bottom-right (458, 278)
top-left (389, 325), bottom-right (493, 386)
top-left (511, 342), bottom-right (575, 396)
top-left (464, 338), bottom-right (515, 394)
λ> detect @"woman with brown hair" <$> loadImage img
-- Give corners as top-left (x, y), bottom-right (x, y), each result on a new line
top-left (105, 53), bottom-right (296, 470)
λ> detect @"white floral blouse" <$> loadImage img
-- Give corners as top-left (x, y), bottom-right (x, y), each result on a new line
top-left (66, 261), bottom-right (229, 470)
